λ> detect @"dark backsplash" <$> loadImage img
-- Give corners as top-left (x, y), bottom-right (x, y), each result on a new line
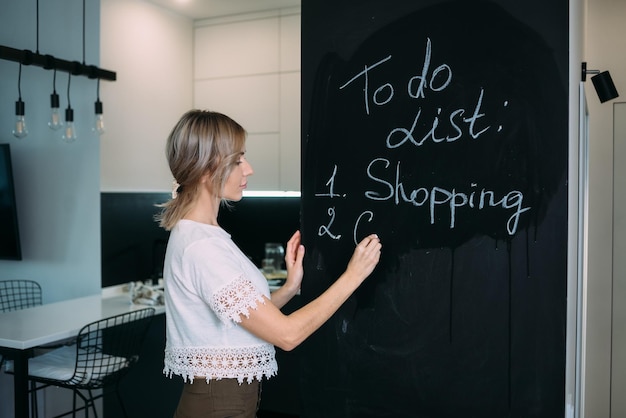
top-left (101, 192), bottom-right (301, 287)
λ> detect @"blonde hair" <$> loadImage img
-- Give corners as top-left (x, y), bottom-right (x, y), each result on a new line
top-left (155, 110), bottom-right (246, 231)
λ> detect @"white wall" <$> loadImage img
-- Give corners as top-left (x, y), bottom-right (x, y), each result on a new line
top-left (99, 3), bottom-right (300, 192)
top-left (611, 102), bottom-right (626, 417)
top-left (584, 0), bottom-right (626, 416)
top-left (99, 0), bottom-right (193, 192)
top-left (193, 9), bottom-right (301, 191)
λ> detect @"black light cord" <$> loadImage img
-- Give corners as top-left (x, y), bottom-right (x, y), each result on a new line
top-left (66, 72), bottom-right (72, 108)
top-left (82, 0), bottom-right (86, 64)
top-left (17, 63), bottom-right (22, 100)
top-left (52, 68), bottom-right (57, 94)
top-left (36, 0), bottom-right (40, 54)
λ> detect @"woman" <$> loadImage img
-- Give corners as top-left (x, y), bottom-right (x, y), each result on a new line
top-left (156, 110), bottom-right (382, 418)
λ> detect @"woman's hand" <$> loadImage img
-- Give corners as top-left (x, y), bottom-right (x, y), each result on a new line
top-left (283, 230), bottom-right (305, 292)
top-left (345, 234), bottom-right (382, 284)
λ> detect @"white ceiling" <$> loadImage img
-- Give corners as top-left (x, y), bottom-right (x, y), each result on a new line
top-left (145, 0), bottom-right (301, 20)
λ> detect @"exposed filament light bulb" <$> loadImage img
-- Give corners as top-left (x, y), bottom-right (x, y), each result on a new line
top-left (63, 107), bottom-right (77, 143)
top-left (12, 99), bottom-right (28, 139)
top-left (63, 73), bottom-right (77, 143)
top-left (93, 99), bottom-right (105, 135)
top-left (48, 92), bottom-right (62, 130)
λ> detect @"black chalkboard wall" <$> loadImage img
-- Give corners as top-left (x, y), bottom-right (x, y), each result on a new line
top-left (300, 0), bottom-right (568, 417)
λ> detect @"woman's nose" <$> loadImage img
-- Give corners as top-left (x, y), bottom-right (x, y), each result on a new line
top-left (244, 160), bottom-right (254, 176)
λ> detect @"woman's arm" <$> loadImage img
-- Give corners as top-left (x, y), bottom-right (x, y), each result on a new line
top-left (242, 234), bottom-right (381, 351)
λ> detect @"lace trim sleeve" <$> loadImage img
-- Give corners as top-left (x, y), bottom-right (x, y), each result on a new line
top-left (209, 275), bottom-right (265, 327)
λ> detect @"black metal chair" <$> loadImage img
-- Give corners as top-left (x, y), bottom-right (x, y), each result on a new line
top-left (19, 308), bottom-right (155, 418)
top-left (0, 280), bottom-right (44, 416)
top-left (0, 279), bottom-right (43, 312)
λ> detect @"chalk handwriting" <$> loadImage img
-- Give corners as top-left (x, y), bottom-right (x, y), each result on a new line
top-left (318, 207), bottom-right (342, 240)
top-left (406, 37), bottom-right (452, 99)
top-left (386, 88), bottom-right (489, 149)
top-left (353, 211), bottom-right (374, 245)
top-left (339, 55), bottom-right (393, 115)
top-left (339, 38), bottom-right (452, 115)
top-left (314, 36), bottom-right (524, 243)
top-left (497, 101), bottom-right (509, 132)
top-left (365, 158), bottom-right (530, 235)
top-left (315, 165), bottom-right (346, 198)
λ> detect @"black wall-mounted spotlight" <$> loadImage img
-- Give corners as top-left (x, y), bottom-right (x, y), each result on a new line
top-left (582, 62), bottom-right (619, 103)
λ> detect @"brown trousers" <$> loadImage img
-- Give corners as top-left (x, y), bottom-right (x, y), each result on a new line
top-left (174, 378), bottom-right (261, 418)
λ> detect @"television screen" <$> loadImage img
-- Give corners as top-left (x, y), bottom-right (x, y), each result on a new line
top-left (0, 143), bottom-right (22, 260)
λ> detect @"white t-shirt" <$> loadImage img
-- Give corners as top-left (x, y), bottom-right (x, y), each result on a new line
top-left (162, 219), bottom-right (277, 384)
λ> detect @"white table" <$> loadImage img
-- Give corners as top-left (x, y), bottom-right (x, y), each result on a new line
top-left (0, 293), bottom-right (165, 418)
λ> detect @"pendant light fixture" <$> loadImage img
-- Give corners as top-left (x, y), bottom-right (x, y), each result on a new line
top-left (12, 63), bottom-right (28, 139)
top-left (62, 73), bottom-right (77, 143)
top-left (93, 79), bottom-right (105, 135)
top-left (1, 0), bottom-right (116, 140)
top-left (48, 68), bottom-right (62, 130)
